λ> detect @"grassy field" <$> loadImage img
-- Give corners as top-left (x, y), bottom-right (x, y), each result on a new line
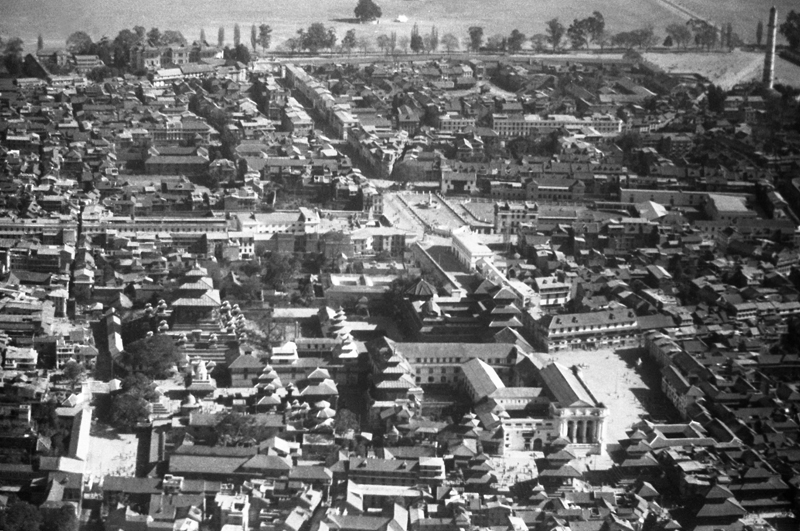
top-left (0, 0), bottom-right (748, 52)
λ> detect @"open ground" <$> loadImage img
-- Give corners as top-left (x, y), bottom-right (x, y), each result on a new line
top-left (85, 421), bottom-right (138, 481)
top-left (3, 0), bottom-right (794, 53)
top-left (545, 347), bottom-right (680, 452)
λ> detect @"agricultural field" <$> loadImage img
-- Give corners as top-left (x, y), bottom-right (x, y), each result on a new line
top-left (644, 50), bottom-right (800, 89)
top-left (643, 50), bottom-right (763, 89)
top-left (1, 0), bottom-right (781, 53)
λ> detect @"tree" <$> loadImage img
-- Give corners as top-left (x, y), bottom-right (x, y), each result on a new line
top-left (146, 27), bottom-right (161, 46)
top-left (218, 26), bottom-right (225, 47)
top-left (113, 29), bottom-right (140, 68)
top-left (442, 33), bottom-right (459, 53)
top-left (530, 34), bottom-right (548, 52)
top-left (250, 25), bottom-right (257, 51)
top-left (468, 26), bottom-right (484, 52)
top-left (663, 35), bottom-right (673, 47)
top-left (2, 500), bottom-right (43, 531)
top-left (200, 28), bottom-right (207, 44)
top-left (724, 22), bottom-right (733, 49)
top-left (42, 504), bottom-right (79, 531)
top-left (4, 37), bottom-right (24, 57)
top-left (37, 34), bottom-right (44, 51)
top-left (398, 35), bottom-right (410, 54)
top-left (2, 36), bottom-right (23, 76)
top-left (425, 26), bottom-right (439, 53)
top-left (234, 23), bottom-right (241, 47)
top-left (66, 31), bottom-right (93, 54)
top-left (545, 18), bottom-right (565, 51)
top-left (410, 24), bottom-right (424, 53)
top-left (121, 373), bottom-right (159, 400)
top-left (298, 23), bottom-right (337, 53)
top-left (342, 29), bottom-right (357, 55)
top-left (639, 24), bottom-right (658, 50)
top-left (567, 18), bottom-right (589, 49)
top-left (109, 374), bottom-right (158, 430)
top-left (224, 43), bottom-right (251, 63)
top-left (707, 84), bottom-right (727, 113)
top-left (665, 23), bottom-right (692, 49)
top-left (508, 29), bottom-right (526, 53)
top-left (756, 20), bottom-right (764, 46)
top-left (357, 36), bottom-right (371, 54)
top-left (595, 29), bottom-right (611, 51)
top-left (334, 408), bottom-right (361, 433)
top-left (486, 34), bottom-right (506, 52)
top-left (213, 413), bottom-right (278, 446)
top-left (120, 335), bottom-right (180, 379)
top-left (62, 361), bottom-right (85, 391)
top-left (111, 392), bottom-right (149, 431)
top-left (258, 24), bottom-right (273, 51)
top-left (160, 30), bottom-right (186, 46)
top-left (262, 252), bottom-right (299, 290)
top-left (376, 34), bottom-right (391, 54)
top-left (690, 19), bottom-right (717, 50)
top-left (282, 37), bottom-right (301, 53)
top-left (780, 10), bottom-right (800, 50)
top-left (585, 11), bottom-right (605, 45)
top-left (354, 0), bottom-right (382, 23)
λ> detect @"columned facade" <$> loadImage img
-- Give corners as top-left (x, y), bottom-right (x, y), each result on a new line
top-left (554, 406), bottom-right (608, 455)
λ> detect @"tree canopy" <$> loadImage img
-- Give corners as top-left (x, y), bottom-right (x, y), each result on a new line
top-left (780, 10), bottom-right (800, 50)
top-left (298, 23), bottom-right (337, 52)
top-left (354, 0), bottom-right (382, 22)
top-left (1, 500), bottom-right (43, 531)
top-left (42, 504), bottom-right (79, 531)
top-left (467, 26), bottom-right (484, 51)
top-left (665, 23), bottom-right (692, 49)
top-left (334, 408), bottom-right (361, 433)
top-left (109, 374), bottom-right (158, 431)
top-left (213, 413), bottom-right (277, 446)
top-left (410, 24), bottom-right (424, 53)
top-left (262, 252), bottom-right (300, 290)
top-left (342, 29), bottom-right (357, 53)
top-left (66, 31), bottom-right (94, 54)
top-left (545, 18), bottom-right (565, 51)
top-left (62, 360), bottom-right (85, 391)
top-left (441, 33), bottom-right (459, 53)
top-left (508, 30), bottom-right (526, 53)
top-left (120, 335), bottom-right (180, 379)
top-left (258, 24), bottom-right (273, 50)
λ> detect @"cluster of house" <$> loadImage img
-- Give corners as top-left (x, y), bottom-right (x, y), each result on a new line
top-left (2, 42), bottom-right (800, 531)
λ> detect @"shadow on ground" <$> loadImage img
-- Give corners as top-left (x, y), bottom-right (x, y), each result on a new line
top-left (90, 422), bottom-right (123, 440)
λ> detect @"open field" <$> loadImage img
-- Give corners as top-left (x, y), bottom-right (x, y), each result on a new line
top-left (644, 50), bottom-right (764, 89)
top-left (0, 0), bottom-right (778, 53)
top-left (644, 50), bottom-right (800, 89)
top-left (545, 348), bottom-right (679, 448)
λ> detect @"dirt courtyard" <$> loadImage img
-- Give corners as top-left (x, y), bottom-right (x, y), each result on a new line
top-left (85, 422), bottom-right (139, 481)
top-left (545, 347), bottom-right (679, 448)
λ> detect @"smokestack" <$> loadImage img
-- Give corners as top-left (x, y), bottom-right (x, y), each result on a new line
top-left (763, 6), bottom-right (778, 89)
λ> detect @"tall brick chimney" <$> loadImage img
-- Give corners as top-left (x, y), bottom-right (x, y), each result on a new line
top-left (763, 6), bottom-right (778, 89)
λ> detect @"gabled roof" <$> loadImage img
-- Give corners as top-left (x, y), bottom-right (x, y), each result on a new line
top-left (538, 363), bottom-right (596, 407)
